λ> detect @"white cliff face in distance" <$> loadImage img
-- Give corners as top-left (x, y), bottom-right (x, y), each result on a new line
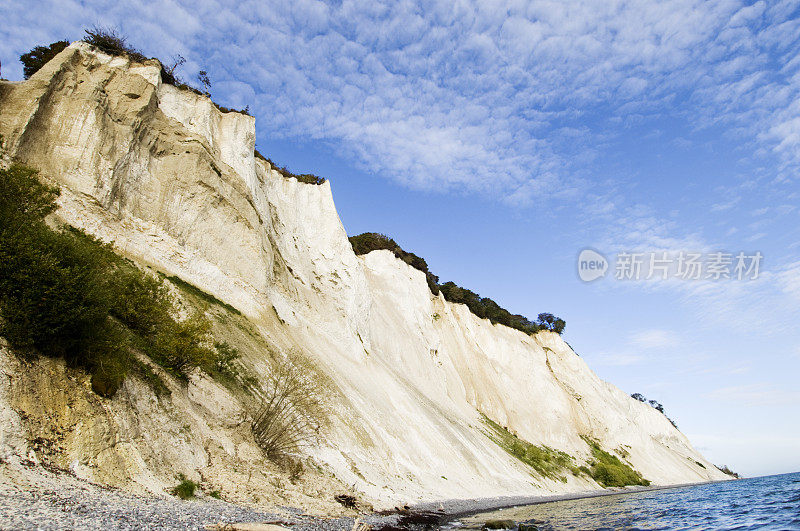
top-left (0, 43), bottom-right (729, 508)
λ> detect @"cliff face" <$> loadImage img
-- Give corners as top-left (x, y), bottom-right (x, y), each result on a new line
top-left (0, 43), bottom-right (728, 507)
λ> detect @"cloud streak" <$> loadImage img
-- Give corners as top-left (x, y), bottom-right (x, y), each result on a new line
top-left (4, 1), bottom-right (799, 202)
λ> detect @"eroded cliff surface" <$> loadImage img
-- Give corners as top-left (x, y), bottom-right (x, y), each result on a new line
top-left (0, 42), bottom-right (728, 508)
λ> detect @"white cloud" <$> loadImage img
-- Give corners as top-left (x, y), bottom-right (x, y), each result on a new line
top-left (705, 383), bottom-right (800, 407)
top-left (711, 197), bottom-right (742, 212)
top-left (629, 329), bottom-right (678, 350)
top-left (776, 261), bottom-right (800, 301)
top-left (793, 345), bottom-right (800, 359)
top-left (593, 351), bottom-right (645, 367)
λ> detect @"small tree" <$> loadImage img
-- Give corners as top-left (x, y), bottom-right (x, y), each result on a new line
top-left (20, 40), bottom-right (70, 79)
top-left (631, 393), bottom-right (677, 427)
top-left (150, 313), bottom-right (216, 376)
top-left (536, 313), bottom-right (566, 335)
top-left (197, 70), bottom-right (211, 95)
top-left (161, 54), bottom-right (186, 85)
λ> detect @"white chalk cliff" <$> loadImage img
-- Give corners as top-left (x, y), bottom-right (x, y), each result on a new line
top-left (0, 43), bottom-right (728, 508)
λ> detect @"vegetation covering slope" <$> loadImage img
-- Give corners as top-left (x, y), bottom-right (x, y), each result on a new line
top-left (0, 164), bottom-right (237, 396)
top-left (580, 436), bottom-right (650, 487)
top-left (0, 163), bottom-right (330, 467)
top-left (482, 415), bottom-right (577, 481)
top-left (481, 415), bottom-right (650, 487)
top-left (349, 232), bottom-right (566, 336)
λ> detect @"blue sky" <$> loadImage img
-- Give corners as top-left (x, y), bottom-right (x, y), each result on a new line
top-left (2, 0), bottom-right (799, 477)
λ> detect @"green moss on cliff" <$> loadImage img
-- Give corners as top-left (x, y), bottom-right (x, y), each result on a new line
top-left (482, 414), bottom-right (576, 481)
top-left (581, 436), bottom-right (650, 487)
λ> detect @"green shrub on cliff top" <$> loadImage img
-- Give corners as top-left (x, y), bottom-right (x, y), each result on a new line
top-left (0, 164), bottom-right (237, 396)
top-left (349, 232), bottom-right (565, 337)
top-left (255, 149), bottom-right (326, 185)
top-left (348, 232), bottom-right (440, 294)
top-left (20, 40), bottom-right (70, 79)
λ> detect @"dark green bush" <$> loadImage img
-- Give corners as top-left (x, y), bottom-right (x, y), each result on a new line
top-left (88, 320), bottom-right (132, 397)
top-left (0, 164), bottom-right (238, 395)
top-left (349, 233), bottom-right (439, 293)
top-left (20, 41), bottom-right (70, 79)
top-left (295, 173), bottom-right (325, 185)
top-left (349, 232), bottom-right (566, 336)
top-left (439, 281), bottom-right (545, 334)
top-left (716, 465), bottom-right (740, 478)
top-left (0, 164), bottom-right (59, 221)
top-left (171, 474), bottom-right (198, 499)
top-left (214, 102), bottom-right (252, 116)
top-left (255, 150), bottom-right (326, 185)
top-left (536, 313), bottom-right (566, 334)
top-left (0, 167), bottom-right (113, 361)
top-left (149, 314), bottom-right (216, 376)
top-left (108, 268), bottom-right (173, 335)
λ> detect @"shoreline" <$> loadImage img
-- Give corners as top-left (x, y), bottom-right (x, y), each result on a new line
top-left (0, 459), bottom-right (737, 530)
top-left (398, 479), bottom-right (734, 525)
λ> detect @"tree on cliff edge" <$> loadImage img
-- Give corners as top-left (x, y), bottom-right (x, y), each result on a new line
top-left (536, 313), bottom-right (566, 334)
top-left (20, 40), bottom-right (70, 79)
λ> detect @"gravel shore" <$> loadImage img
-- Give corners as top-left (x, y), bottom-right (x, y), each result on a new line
top-left (0, 460), bottom-right (716, 530)
top-left (0, 462), bottom-right (363, 531)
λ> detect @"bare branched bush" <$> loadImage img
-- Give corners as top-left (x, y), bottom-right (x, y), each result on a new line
top-left (82, 27), bottom-right (146, 63)
top-left (251, 355), bottom-right (328, 459)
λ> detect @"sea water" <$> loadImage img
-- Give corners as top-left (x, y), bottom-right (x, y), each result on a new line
top-left (453, 472), bottom-right (800, 530)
